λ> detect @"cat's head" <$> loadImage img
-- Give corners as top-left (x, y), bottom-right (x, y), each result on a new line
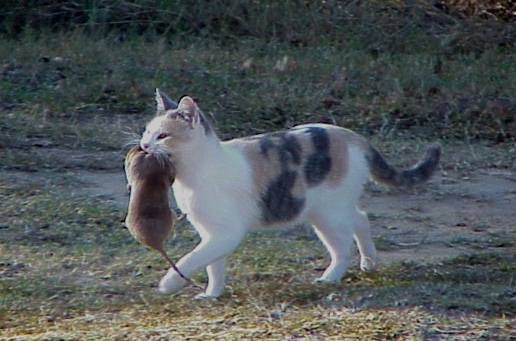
top-left (140, 89), bottom-right (212, 155)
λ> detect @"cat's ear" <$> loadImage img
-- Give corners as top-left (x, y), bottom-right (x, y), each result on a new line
top-left (155, 88), bottom-right (177, 113)
top-left (175, 96), bottom-right (200, 128)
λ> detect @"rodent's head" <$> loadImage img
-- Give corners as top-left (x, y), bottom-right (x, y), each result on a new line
top-left (139, 90), bottom-right (212, 156)
top-left (127, 146), bottom-right (176, 185)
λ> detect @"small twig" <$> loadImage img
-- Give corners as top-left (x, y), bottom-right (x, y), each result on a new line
top-left (432, 327), bottom-right (465, 334)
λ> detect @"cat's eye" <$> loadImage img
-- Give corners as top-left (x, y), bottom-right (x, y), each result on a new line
top-left (157, 133), bottom-right (169, 140)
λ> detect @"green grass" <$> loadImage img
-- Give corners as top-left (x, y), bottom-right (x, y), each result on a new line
top-left (0, 180), bottom-right (514, 339)
top-left (1, 33), bottom-right (514, 144)
top-left (1, 31), bottom-right (514, 174)
top-left (0, 2), bottom-right (514, 146)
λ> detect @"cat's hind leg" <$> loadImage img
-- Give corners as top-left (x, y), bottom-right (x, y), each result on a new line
top-left (353, 207), bottom-right (377, 271)
top-left (309, 210), bottom-right (355, 283)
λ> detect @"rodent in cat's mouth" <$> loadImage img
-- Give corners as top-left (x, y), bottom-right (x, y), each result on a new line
top-left (124, 146), bottom-right (200, 289)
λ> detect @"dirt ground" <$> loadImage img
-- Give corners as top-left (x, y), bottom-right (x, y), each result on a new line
top-left (81, 166), bottom-right (516, 264)
top-left (2, 140), bottom-right (515, 339)
top-left (6, 148), bottom-right (515, 266)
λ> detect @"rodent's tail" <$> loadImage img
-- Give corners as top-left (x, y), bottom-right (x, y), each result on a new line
top-left (365, 143), bottom-right (441, 187)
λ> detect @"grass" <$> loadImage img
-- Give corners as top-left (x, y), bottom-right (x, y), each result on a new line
top-left (1, 1), bottom-right (515, 338)
top-left (0, 179), bottom-right (514, 339)
top-left (1, 32), bottom-right (515, 144)
top-left (1, 2), bottom-right (514, 145)
top-left (0, 33), bottom-right (514, 174)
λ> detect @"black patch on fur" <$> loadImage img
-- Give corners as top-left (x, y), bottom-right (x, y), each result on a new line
top-left (257, 132), bottom-right (302, 167)
top-left (259, 137), bottom-right (275, 156)
top-left (307, 127), bottom-right (330, 151)
top-left (304, 127), bottom-right (331, 186)
top-left (199, 112), bottom-right (212, 135)
top-left (280, 134), bottom-right (302, 165)
top-left (261, 171), bottom-right (305, 224)
top-left (367, 144), bottom-right (441, 187)
top-left (366, 148), bottom-right (398, 184)
top-left (305, 154), bottom-right (332, 185)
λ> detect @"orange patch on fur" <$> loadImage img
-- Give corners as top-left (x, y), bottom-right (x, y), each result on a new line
top-left (236, 139), bottom-right (282, 197)
top-left (326, 128), bottom-right (349, 185)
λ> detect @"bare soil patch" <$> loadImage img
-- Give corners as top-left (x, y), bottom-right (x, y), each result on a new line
top-left (6, 155), bottom-right (515, 266)
top-left (2, 142), bottom-right (514, 339)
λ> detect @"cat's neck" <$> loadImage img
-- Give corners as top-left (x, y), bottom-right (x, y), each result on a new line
top-left (172, 134), bottom-right (227, 187)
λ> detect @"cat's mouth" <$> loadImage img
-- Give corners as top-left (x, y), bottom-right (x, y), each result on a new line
top-left (144, 149), bottom-right (173, 161)
top-left (138, 143), bottom-right (173, 159)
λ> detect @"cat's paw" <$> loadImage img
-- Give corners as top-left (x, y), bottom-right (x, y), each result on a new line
top-left (313, 277), bottom-right (339, 284)
top-left (158, 274), bottom-right (187, 294)
top-left (360, 256), bottom-right (377, 272)
top-left (194, 292), bottom-right (218, 300)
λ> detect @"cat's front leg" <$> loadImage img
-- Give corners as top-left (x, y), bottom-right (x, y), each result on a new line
top-left (158, 228), bottom-right (245, 296)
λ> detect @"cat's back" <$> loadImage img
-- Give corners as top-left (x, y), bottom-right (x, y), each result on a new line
top-left (227, 123), bottom-right (365, 148)
top-left (225, 123), bottom-right (366, 182)
top-left (224, 124), bottom-right (368, 225)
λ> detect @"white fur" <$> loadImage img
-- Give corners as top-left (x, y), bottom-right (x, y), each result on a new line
top-left (159, 135), bottom-right (257, 297)
top-left (144, 109), bottom-right (377, 298)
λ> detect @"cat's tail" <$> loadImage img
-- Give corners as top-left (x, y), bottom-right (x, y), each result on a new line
top-left (365, 143), bottom-right (441, 187)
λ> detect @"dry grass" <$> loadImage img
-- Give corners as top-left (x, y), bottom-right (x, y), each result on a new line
top-left (0, 177), bottom-right (514, 339)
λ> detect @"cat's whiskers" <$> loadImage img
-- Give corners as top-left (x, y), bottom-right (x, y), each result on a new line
top-left (121, 129), bottom-right (140, 140)
top-left (121, 129), bottom-right (140, 145)
top-left (153, 146), bottom-right (172, 168)
top-left (120, 128), bottom-right (140, 145)
top-left (123, 139), bottom-right (141, 149)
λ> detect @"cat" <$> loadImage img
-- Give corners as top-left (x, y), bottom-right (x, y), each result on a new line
top-left (140, 89), bottom-right (441, 299)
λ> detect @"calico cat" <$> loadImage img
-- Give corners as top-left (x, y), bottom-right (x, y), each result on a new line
top-left (141, 89), bottom-right (440, 299)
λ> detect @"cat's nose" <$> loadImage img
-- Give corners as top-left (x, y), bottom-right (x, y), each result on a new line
top-left (142, 143), bottom-right (150, 150)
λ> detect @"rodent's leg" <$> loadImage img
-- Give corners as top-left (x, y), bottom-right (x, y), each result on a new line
top-left (158, 227), bottom-right (245, 295)
top-left (194, 258), bottom-right (225, 299)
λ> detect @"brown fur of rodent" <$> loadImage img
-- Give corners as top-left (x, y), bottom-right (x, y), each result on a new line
top-left (124, 146), bottom-right (198, 287)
